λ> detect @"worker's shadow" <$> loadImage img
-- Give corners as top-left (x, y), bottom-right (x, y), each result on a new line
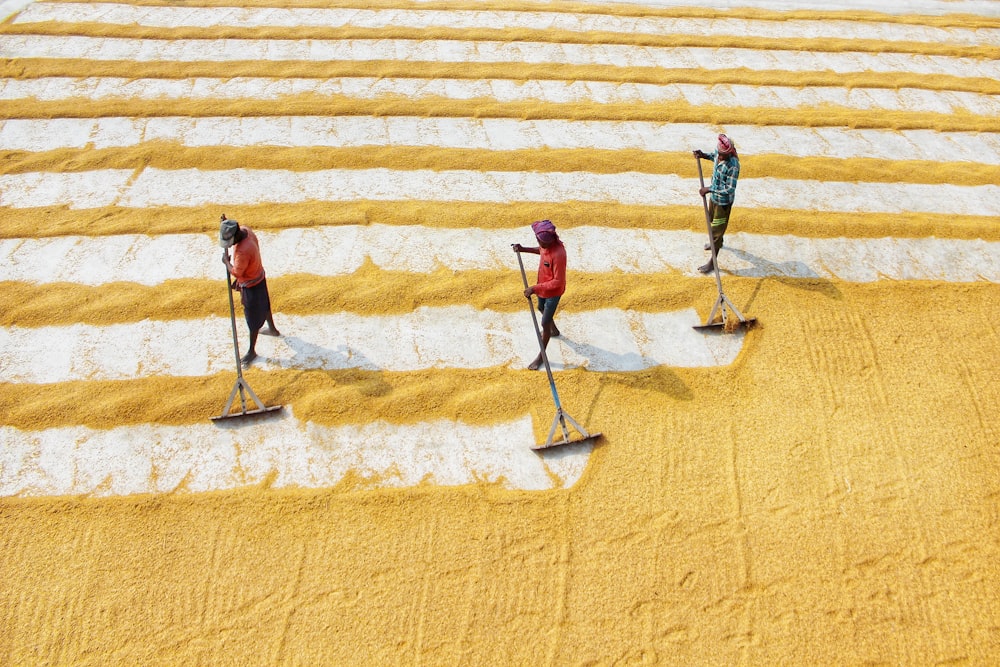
top-left (554, 336), bottom-right (692, 401)
top-left (277, 335), bottom-right (392, 398)
top-left (723, 247), bottom-right (842, 311)
top-left (554, 336), bottom-right (645, 372)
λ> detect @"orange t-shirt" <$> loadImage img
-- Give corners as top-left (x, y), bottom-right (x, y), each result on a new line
top-left (230, 227), bottom-right (265, 288)
top-left (534, 242), bottom-right (567, 298)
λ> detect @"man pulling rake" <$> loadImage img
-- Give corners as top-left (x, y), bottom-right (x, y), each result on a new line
top-left (212, 214), bottom-right (283, 421)
top-left (219, 214), bottom-right (280, 368)
top-left (513, 220), bottom-right (601, 450)
top-left (692, 134), bottom-right (756, 332)
top-left (512, 219), bottom-right (566, 371)
top-left (693, 133), bottom-right (740, 276)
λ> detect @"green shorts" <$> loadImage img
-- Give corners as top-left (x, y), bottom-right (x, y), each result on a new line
top-left (707, 202), bottom-right (732, 248)
top-left (708, 201), bottom-right (732, 226)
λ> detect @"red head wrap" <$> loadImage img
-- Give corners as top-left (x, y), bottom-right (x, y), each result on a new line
top-left (531, 219), bottom-right (558, 244)
top-left (717, 134), bottom-right (735, 155)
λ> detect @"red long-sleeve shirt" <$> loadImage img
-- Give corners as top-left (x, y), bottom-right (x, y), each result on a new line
top-left (534, 242), bottom-right (566, 298)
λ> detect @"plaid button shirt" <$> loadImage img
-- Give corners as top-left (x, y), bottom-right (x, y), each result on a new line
top-left (709, 151), bottom-right (740, 207)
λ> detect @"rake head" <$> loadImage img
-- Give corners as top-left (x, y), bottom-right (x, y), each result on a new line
top-left (693, 316), bottom-right (758, 333)
top-left (531, 431), bottom-right (603, 451)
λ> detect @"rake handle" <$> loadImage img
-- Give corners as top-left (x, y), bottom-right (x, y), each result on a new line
top-left (513, 247), bottom-right (563, 413)
top-left (222, 246), bottom-right (250, 415)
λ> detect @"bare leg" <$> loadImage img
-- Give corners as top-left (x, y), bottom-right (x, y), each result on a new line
top-left (528, 322), bottom-right (553, 370)
top-left (261, 313), bottom-right (280, 336)
top-left (698, 234), bottom-right (720, 273)
top-left (241, 328), bottom-right (260, 367)
top-left (700, 218), bottom-right (726, 272)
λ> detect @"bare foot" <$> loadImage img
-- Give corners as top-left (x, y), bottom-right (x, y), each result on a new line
top-left (241, 350), bottom-right (257, 368)
top-left (527, 356), bottom-right (543, 371)
top-left (261, 326), bottom-right (281, 337)
top-left (550, 323), bottom-right (561, 338)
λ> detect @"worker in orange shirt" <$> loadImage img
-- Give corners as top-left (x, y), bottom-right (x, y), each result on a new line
top-left (219, 214), bottom-right (280, 368)
top-left (513, 219), bottom-right (567, 371)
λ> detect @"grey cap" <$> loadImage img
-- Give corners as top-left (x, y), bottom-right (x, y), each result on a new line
top-left (219, 218), bottom-right (240, 248)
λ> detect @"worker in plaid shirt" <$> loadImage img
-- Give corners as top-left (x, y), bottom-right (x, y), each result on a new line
top-left (693, 134), bottom-right (741, 274)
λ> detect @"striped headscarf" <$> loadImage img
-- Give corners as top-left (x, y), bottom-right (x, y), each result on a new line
top-left (717, 133), bottom-right (737, 157)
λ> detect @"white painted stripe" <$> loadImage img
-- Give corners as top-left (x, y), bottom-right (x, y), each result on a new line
top-left (0, 411), bottom-right (594, 497)
top-left (2, 168), bottom-right (999, 216)
top-left (0, 0), bottom-right (993, 509)
top-left (519, 0), bottom-right (1000, 17)
top-left (5, 117), bottom-right (1000, 165)
top-left (2, 35), bottom-right (997, 78)
top-left (0, 0), bottom-right (32, 22)
top-left (14, 3), bottom-right (1000, 46)
top-left (0, 307), bottom-right (744, 383)
top-left (5, 76), bottom-right (996, 117)
top-left (3, 226), bottom-right (997, 287)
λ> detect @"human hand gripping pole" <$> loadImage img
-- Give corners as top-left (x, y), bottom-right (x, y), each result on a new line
top-left (512, 244), bottom-right (601, 450)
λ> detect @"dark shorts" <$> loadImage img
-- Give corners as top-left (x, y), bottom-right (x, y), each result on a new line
top-left (536, 295), bottom-right (561, 326)
top-left (240, 278), bottom-right (272, 332)
top-left (708, 201), bottom-right (732, 225)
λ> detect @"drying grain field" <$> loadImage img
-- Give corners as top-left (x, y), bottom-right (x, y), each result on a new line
top-left (1, 0), bottom-right (999, 663)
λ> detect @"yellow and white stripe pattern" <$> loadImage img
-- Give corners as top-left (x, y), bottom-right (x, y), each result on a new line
top-left (1, 0), bottom-right (998, 498)
top-left (3, 1), bottom-right (1000, 664)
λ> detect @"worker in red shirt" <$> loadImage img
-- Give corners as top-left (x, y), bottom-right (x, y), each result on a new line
top-left (513, 219), bottom-right (567, 371)
top-left (219, 214), bottom-right (280, 368)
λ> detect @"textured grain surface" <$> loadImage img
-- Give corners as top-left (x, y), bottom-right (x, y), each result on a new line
top-left (1, 0), bottom-right (998, 663)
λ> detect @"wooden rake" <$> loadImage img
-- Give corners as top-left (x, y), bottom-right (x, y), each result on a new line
top-left (694, 156), bottom-right (757, 333)
top-left (211, 255), bottom-right (282, 422)
top-left (514, 247), bottom-right (601, 450)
